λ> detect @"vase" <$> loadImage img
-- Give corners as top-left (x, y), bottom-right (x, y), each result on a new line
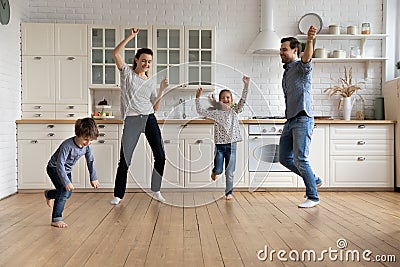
top-left (342, 97), bottom-right (354, 120)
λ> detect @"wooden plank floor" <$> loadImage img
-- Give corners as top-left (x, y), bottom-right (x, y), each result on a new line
top-left (0, 191), bottom-right (399, 267)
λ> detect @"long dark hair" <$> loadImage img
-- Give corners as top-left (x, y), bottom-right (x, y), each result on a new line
top-left (133, 48), bottom-right (153, 77)
top-left (280, 37), bottom-right (302, 57)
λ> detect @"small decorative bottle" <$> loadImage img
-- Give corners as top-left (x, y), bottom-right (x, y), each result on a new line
top-left (355, 96), bottom-right (365, 120)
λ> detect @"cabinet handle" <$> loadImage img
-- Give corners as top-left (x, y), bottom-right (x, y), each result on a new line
top-left (164, 140), bottom-right (171, 143)
top-left (68, 105), bottom-right (75, 109)
top-left (34, 105), bottom-right (42, 109)
top-left (357, 156), bottom-right (366, 161)
top-left (180, 124), bottom-right (188, 128)
top-left (196, 140), bottom-right (203, 144)
top-left (47, 124), bottom-right (54, 128)
top-left (358, 124), bottom-right (365, 129)
top-left (33, 56), bottom-right (42, 60)
top-left (47, 133), bottom-right (55, 137)
top-left (30, 140), bottom-right (38, 144)
top-left (67, 56), bottom-right (76, 60)
top-left (98, 140), bottom-right (105, 144)
top-left (98, 125), bottom-right (106, 129)
top-left (34, 113), bottom-right (42, 117)
top-left (67, 113), bottom-right (75, 117)
top-left (357, 141), bottom-right (365, 145)
top-left (99, 133), bottom-right (106, 137)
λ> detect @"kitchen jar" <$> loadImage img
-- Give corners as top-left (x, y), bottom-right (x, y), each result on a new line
top-left (314, 48), bottom-right (330, 58)
top-left (355, 96), bottom-right (365, 120)
top-left (361, 23), bottom-right (370, 34)
top-left (350, 46), bottom-right (361, 58)
top-left (329, 25), bottom-right (340, 35)
top-left (347, 25), bottom-right (358, 35)
top-left (332, 49), bottom-right (346, 58)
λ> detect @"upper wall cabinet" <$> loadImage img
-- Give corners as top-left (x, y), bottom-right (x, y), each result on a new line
top-left (54, 24), bottom-right (87, 56)
top-left (88, 26), bottom-right (152, 88)
top-left (21, 23), bottom-right (54, 55)
top-left (185, 27), bottom-right (215, 90)
top-left (153, 26), bottom-right (185, 87)
top-left (21, 23), bottom-right (88, 120)
top-left (21, 23), bottom-right (87, 56)
top-left (153, 26), bottom-right (215, 90)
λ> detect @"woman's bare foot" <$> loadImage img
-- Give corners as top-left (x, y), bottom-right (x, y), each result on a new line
top-left (51, 221), bottom-right (68, 228)
top-left (225, 194), bottom-right (233, 200)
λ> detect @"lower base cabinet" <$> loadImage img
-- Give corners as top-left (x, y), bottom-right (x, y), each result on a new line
top-left (16, 122), bottom-right (395, 190)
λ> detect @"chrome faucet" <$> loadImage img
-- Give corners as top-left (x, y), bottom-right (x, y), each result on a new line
top-left (179, 98), bottom-right (186, 119)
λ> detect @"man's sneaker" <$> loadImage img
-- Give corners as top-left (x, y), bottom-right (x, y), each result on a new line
top-left (316, 178), bottom-right (323, 188)
top-left (110, 197), bottom-right (121, 205)
top-left (298, 199), bottom-right (320, 208)
top-left (153, 191), bottom-right (165, 203)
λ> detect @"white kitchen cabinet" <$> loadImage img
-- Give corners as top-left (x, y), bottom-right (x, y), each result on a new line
top-left (55, 24), bottom-right (87, 56)
top-left (161, 138), bottom-right (184, 188)
top-left (55, 56), bottom-right (88, 105)
top-left (329, 124), bottom-right (394, 187)
top-left (185, 27), bottom-right (215, 90)
top-left (21, 23), bottom-right (54, 55)
top-left (89, 26), bottom-right (152, 88)
top-left (89, 124), bottom-right (119, 188)
top-left (249, 172), bottom-right (298, 188)
top-left (17, 123), bottom-right (86, 189)
top-left (153, 26), bottom-right (185, 87)
top-left (21, 23), bottom-right (89, 120)
top-left (298, 123), bottom-right (329, 187)
top-left (159, 123), bottom-right (214, 188)
top-left (185, 137), bottom-right (215, 188)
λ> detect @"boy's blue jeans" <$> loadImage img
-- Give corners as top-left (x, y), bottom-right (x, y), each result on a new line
top-left (213, 142), bottom-right (237, 195)
top-left (45, 166), bottom-right (72, 222)
top-left (278, 115), bottom-right (319, 201)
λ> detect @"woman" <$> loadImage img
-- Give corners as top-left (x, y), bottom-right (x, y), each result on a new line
top-left (110, 28), bottom-right (168, 205)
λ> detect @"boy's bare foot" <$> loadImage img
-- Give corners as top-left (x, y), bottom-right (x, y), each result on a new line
top-left (211, 172), bottom-right (217, 181)
top-left (51, 221), bottom-right (68, 228)
top-left (44, 190), bottom-right (52, 207)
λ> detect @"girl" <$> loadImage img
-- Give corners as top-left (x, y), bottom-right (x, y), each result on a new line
top-left (195, 76), bottom-right (250, 200)
top-left (110, 28), bottom-right (168, 205)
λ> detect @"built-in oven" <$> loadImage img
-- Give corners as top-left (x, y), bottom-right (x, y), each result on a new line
top-left (248, 124), bottom-right (289, 172)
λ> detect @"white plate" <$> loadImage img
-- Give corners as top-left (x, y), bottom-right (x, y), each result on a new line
top-left (298, 13), bottom-right (323, 34)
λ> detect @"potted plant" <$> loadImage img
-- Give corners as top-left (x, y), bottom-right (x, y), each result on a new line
top-left (324, 66), bottom-right (365, 120)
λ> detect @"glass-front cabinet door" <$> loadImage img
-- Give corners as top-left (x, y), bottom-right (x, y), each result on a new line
top-left (121, 27), bottom-right (152, 66)
top-left (153, 27), bottom-right (184, 88)
top-left (89, 26), bottom-right (152, 88)
top-left (89, 26), bottom-right (119, 88)
top-left (185, 27), bottom-right (215, 90)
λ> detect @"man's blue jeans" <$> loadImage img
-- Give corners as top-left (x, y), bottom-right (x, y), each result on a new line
top-left (46, 166), bottom-right (72, 222)
top-left (213, 143), bottom-right (237, 195)
top-left (278, 115), bottom-right (319, 201)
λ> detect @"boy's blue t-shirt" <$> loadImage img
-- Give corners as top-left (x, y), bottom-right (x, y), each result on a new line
top-left (47, 137), bottom-right (98, 187)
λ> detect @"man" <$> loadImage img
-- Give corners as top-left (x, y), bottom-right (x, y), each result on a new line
top-left (279, 26), bottom-right (322, 208)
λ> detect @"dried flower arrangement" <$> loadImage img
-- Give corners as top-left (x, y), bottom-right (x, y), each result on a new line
top-left (324, 66), bottom-right (365, 109)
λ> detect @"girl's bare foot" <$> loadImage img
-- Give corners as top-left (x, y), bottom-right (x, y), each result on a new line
top-left (226, 194), bottom-right (233, 200)
top-left (51, 221), bottom-right (68, 228)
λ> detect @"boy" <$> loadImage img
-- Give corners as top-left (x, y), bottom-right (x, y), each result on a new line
top-left (44, 117), bottom-right (100, 228)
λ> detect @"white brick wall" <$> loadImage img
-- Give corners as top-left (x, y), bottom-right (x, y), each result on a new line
top-left (0, 0), bottom-right (29, 199)
top-left (27, 0), bottom-right (386, 119)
